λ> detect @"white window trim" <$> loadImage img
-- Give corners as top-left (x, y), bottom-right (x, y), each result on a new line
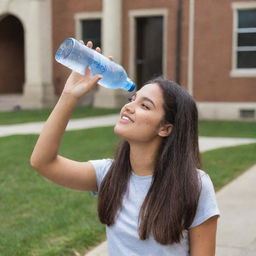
top-left (230, 1), bottom-right (256, 77)
top-left (74, 12), bottom-right (102, 40)
top-left (128, 9), bottom-right (168, 81)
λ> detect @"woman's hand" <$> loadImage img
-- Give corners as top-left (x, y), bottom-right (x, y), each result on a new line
top-left (62, 41), bottom-right (113, 99)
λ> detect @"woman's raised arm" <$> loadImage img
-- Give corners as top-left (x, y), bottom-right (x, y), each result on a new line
top-left (30, 42), bottom-right (103, 191)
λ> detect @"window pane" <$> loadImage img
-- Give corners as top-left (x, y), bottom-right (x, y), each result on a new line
top-left (238, 10), bottom-right (256, 28)
top-left (237, 51), bottom-right (256, 68)
top-left (238, 32), bottom-right (256, 46)
top-left (81, 19), bottom-right (101, 48)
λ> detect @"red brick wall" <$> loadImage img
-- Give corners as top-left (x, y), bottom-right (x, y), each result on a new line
top-left (52, 0), bottom-right (102, 94)
top-left (52, 0), bottom-right (256, 102)
top-left (192, 0), bottom-right (256, 102)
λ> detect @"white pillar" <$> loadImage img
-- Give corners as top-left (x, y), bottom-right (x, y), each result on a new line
top-left (22, 0), bottom-right (55, 109)
top-left (93, 0), bottom-right (130, 108)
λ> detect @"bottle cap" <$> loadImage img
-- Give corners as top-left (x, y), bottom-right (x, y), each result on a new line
top-left (128, 82), bottom-right (136, 92)
top-left (126, 78), bottom-right (136, 92)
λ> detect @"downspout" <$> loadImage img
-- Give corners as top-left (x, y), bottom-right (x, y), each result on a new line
top-left (188, 0), bottom-right (195, 96)
top-left (175, 0), bottom-right (183, 84)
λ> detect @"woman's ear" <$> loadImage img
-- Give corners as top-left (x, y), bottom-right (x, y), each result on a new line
top-left (158, 123), bottom-right (173, 137)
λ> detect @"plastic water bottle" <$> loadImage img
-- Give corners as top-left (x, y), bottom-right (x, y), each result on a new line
top-left (55, 38), bottom-right (136, 92)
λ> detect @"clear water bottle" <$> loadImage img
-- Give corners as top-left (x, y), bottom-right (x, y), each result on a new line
top-left (55, 38), bottom-right (136, 92)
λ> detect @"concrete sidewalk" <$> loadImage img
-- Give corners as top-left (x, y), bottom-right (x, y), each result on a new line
top-left (0, 114), bottom-right (120, 137)
top-left (1, 115), bottom-right (255, 256)
top-left (216, 164), bottom-right (256, 256)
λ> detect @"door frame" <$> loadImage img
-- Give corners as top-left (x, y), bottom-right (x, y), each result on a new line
top-left (128, 9), bottom-right (168, 83)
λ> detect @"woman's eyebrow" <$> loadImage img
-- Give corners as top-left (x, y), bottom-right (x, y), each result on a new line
top-left (132, 93), bottom-right (156, 108)
top-left (142, 97), bottom-right (156, 108)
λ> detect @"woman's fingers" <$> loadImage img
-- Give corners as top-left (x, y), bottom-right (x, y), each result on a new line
top-left (96, 47), bottom-right (101, 53)
top-left (83, 42), bottom-right (113, 62)
top-left (84, 67), bottom-right (91, 78)
top-left (87, 41), bottom-right (93, 48)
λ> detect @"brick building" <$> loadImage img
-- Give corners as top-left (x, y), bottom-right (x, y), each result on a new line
top-left (0, 0), bottom-right (256, 120)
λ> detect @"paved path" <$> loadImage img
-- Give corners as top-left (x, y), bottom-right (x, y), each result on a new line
top-left (216, 164), bottom-right (256, 256)
top-left (1, 114), bottom-right (255, 256)
top-left (0, 114), bottom-right (120, 137)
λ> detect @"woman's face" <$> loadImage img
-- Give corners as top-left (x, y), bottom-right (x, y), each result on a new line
top-left (114, 83), bottom-right (168, 143)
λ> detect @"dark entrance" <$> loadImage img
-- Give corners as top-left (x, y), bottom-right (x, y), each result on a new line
top-left (0, 15), bottom-right (25, 94)
top-left (135, 16), bottom-right (163, 89)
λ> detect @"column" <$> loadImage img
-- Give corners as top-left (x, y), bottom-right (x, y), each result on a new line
top-left (22, 0), bottom-right (55, 109)
top-left (93, 0), bottom-right (129, 108)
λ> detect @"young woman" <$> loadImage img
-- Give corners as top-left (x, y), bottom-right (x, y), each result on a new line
top-left (30, 41), bottom-right (220, 256)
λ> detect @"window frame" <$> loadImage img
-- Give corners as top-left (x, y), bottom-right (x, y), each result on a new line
top-left (231, 2), bottom-right (256, 77)
top-left (74, 12), bottom-right (102, 45)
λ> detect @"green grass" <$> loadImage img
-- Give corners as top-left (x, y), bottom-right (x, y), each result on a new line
top-left (0, 106), bottom-right (119, 125)
top-left (202, 143), bottom-right (256, 191)
top-left (0, 127), bottom-right (119, 256)
top-left (0, 124), bottom-right (255, 255)
top-left (199, 120), bottom-right (256, 138)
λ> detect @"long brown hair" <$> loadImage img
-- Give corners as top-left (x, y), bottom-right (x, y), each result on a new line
top-left (98, 78), bottom-right (201, 244)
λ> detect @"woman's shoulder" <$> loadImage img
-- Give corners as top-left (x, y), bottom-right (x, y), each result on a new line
top-left (190, 168), bottom-right (220, 228)
top-left (89, 158), bottom-right (113, 174)
top-left (89, 158), bottom-right (114, 193)
top-left (196, 168), bottom-right (208, 177)
top-left (196, 168), bottom-right (211, 181)
top-left (196, 168), bottom-right (216, 191)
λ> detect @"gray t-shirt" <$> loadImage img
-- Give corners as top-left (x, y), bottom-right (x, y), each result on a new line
top-left (89, 158), bottom-right (220, 256)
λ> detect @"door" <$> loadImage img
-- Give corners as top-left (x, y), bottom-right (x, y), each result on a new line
top-left (136, 16), bottom-right (163, 89)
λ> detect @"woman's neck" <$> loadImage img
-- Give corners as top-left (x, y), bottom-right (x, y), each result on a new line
top-left (129, 139), bottom-right (162, 176)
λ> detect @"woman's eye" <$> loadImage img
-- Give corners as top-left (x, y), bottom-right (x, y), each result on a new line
top-left (128, 97), bottom-right (135, 102)
top-left (141, 103), bottom-right (150, 110)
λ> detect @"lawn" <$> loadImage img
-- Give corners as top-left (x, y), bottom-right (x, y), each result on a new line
top-left (0, 127), bottom-right (119, 256)
top-left (199, 120), bottom-right (256, 138)
top-left (0, 120), bottom-right (256, 255)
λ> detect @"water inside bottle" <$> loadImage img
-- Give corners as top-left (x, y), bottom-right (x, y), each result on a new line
top-left (55, 38), bottom-right (74, 61)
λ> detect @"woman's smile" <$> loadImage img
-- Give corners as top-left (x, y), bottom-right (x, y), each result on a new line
top-left (119, 112), bottom-right (134, 124)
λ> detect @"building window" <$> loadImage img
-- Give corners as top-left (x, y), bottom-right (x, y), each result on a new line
top-left (75, 13), bottom-right (102, 48)
top-left (236, 9), bottom-right (256, 69)
top-left (81, 19), bottom-right (101, 48)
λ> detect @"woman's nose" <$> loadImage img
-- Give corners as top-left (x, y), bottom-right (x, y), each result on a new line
top-left (124, 101), bottom-right (135, 113)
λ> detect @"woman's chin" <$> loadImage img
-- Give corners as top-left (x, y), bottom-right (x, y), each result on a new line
top-left (114, 124), bottom-right (122, 136)
top-left (114, 125), bottom-right (129, 139)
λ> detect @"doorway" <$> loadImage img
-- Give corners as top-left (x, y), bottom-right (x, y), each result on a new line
top-left (135, 16), bottom-right (163, 88)
top-left (0, 15), bottom-right (25, 94)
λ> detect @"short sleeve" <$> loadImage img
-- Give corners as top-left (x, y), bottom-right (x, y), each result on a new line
top-left (88, 158), bottom-right (113, 195)
top-left (189, 170), bottom-right (220, 228)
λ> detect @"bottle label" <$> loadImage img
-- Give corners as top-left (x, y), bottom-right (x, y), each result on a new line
top-left (87, 52), bottom-right (107, 74)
